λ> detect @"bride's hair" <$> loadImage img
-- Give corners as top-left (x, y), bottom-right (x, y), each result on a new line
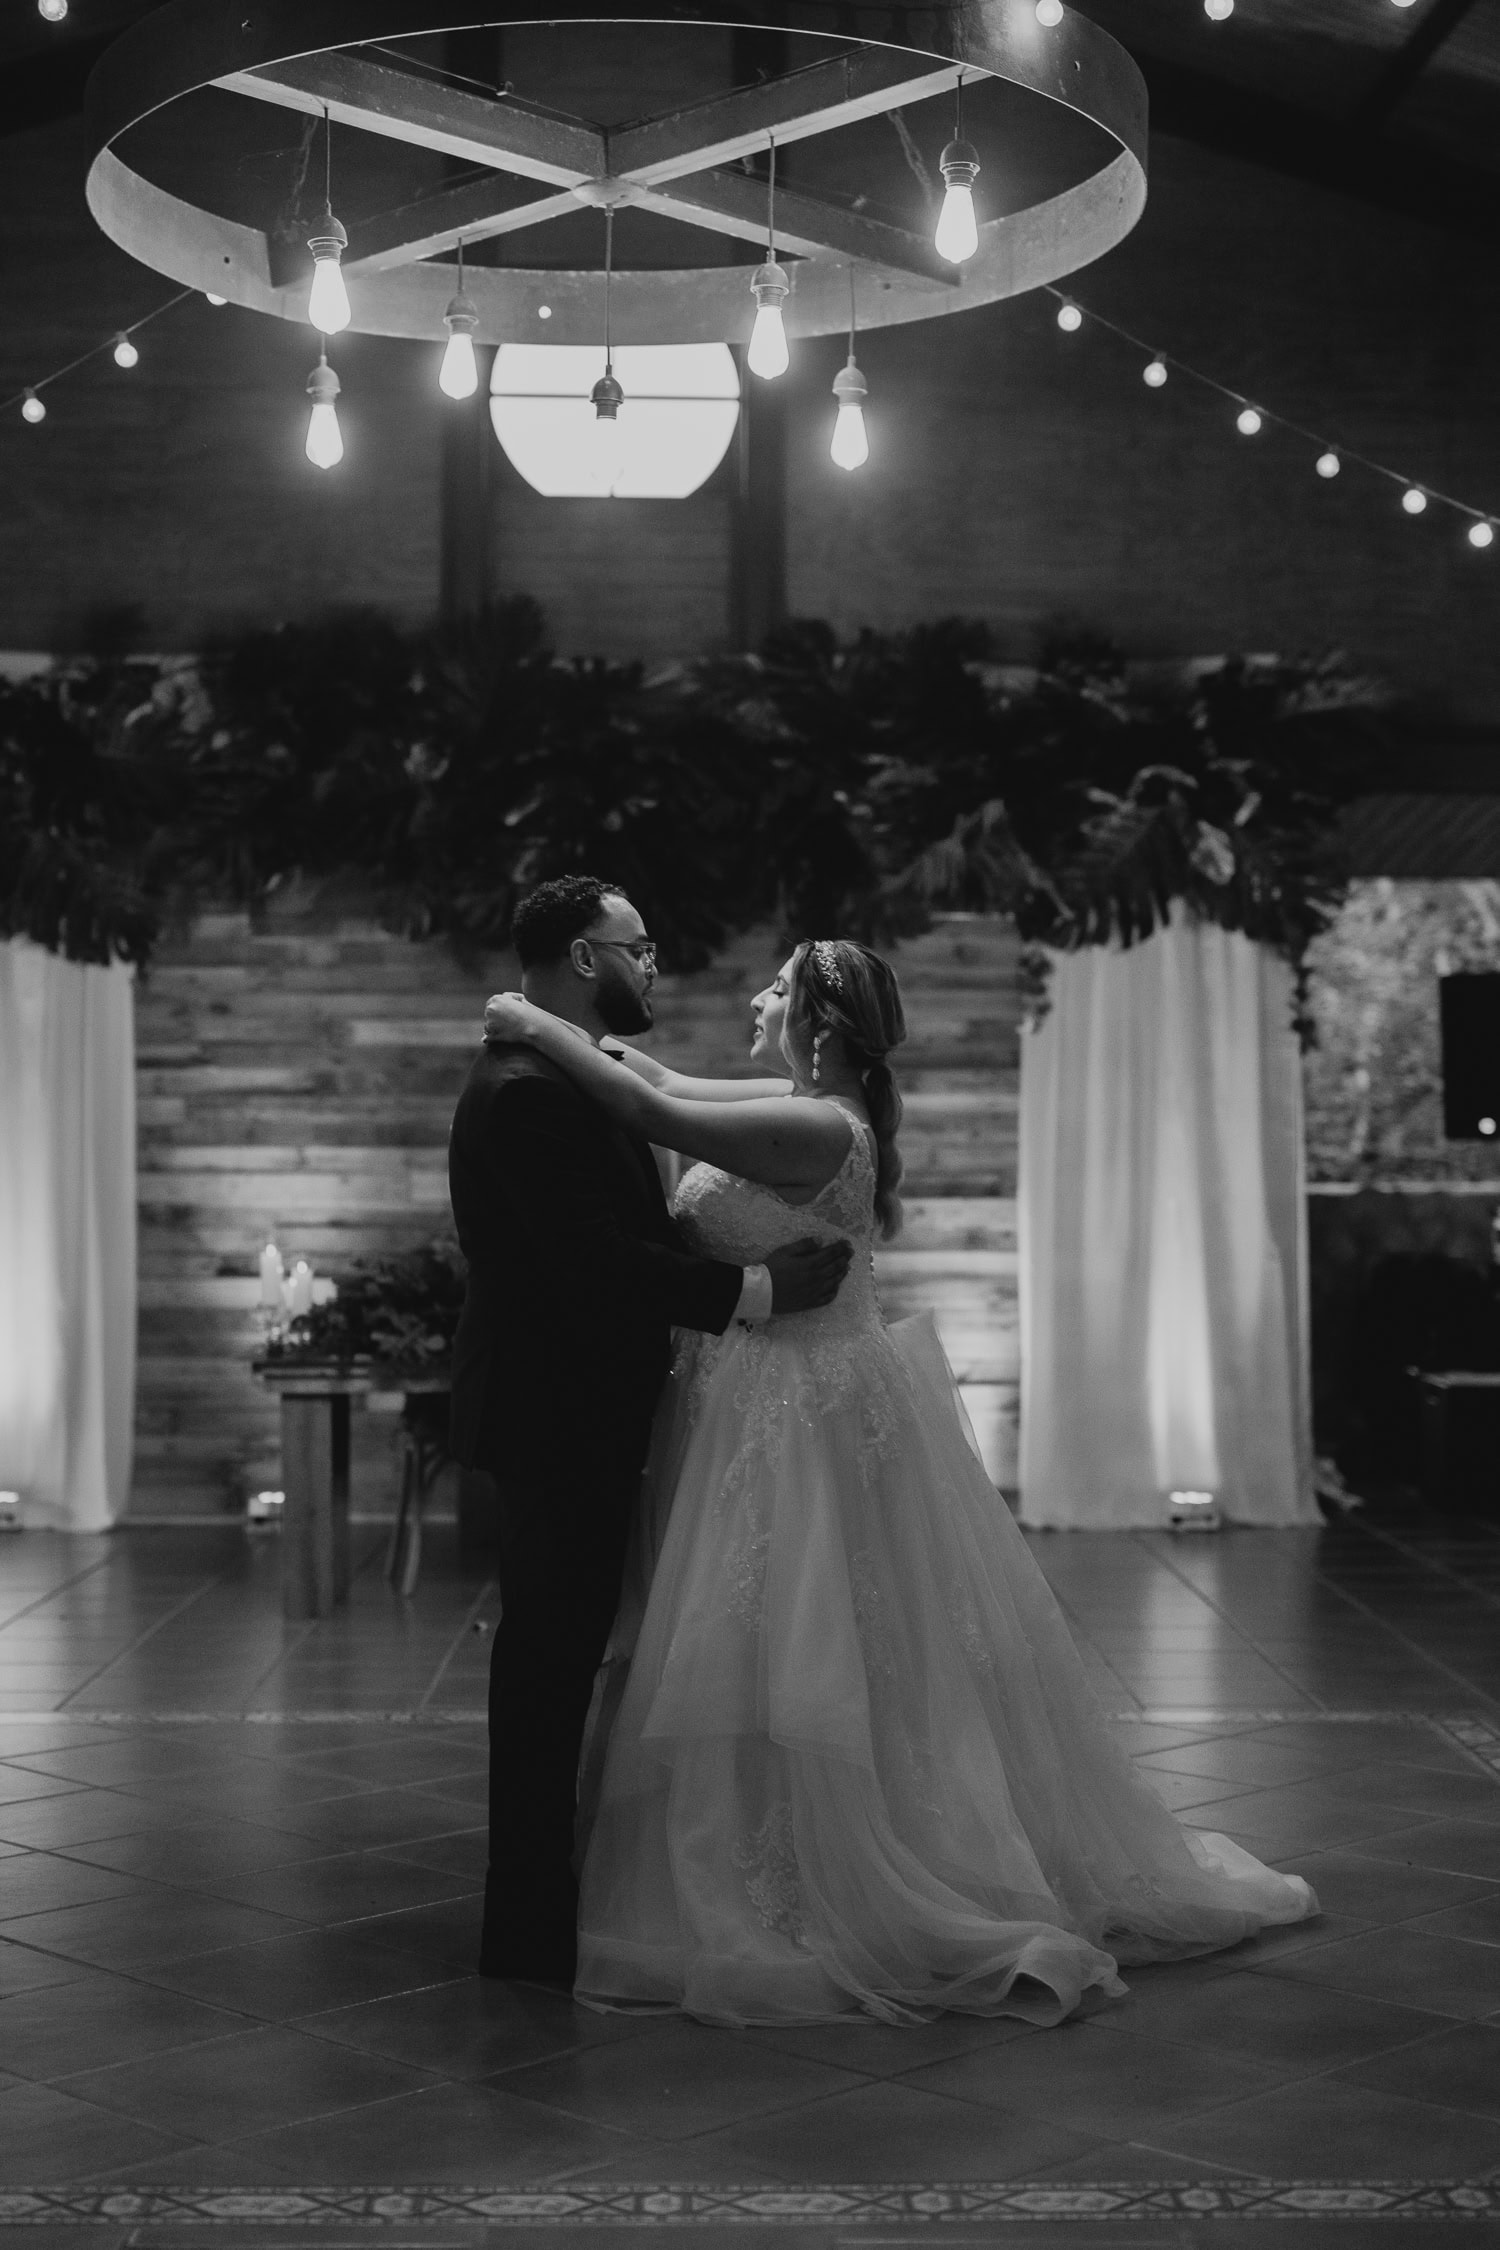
top-left (786, 940), bottom-right (907, 1240)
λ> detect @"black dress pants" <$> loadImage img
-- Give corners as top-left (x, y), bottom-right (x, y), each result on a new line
top-left (480, 1458), bottom-right (639, 1978)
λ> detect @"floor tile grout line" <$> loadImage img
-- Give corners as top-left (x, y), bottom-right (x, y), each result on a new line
top-left (54, 1578), bottom-right (235, 1713)
top-left (1135, 1533), bottom-right (1340, 1716)
top-left (1289, 1573), bottom-right (1500, 1722)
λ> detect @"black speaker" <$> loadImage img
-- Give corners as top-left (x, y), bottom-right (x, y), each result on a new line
top-left (1440, 975), bottom-right (1500, 1141)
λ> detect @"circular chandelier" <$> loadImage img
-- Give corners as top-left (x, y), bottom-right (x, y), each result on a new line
top-left (83, 2), bottom-right (1148, 356)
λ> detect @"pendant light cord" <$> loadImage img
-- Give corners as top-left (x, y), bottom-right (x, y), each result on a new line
top-left (767, 132), bottom-right (777, 258)
top-left (323, 105), bottom-right (332, 213)
top-left (604, 205), bottom-right (614, 372)
top-left (849, 262), bottom-right (857, 354)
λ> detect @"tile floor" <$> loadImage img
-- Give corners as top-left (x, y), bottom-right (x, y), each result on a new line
top-left (1, 1501), bottom-right (1499, 2249)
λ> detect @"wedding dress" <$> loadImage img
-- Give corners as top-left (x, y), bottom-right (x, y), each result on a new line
top-left (575, 1099), bottom-right (1316, 2027)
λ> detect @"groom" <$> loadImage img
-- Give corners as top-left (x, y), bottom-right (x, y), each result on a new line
top-left (449, 874), bottom-right (851, 1986)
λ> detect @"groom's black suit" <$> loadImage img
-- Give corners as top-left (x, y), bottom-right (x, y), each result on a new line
top-left (448, 1039), bottom-right (744, 1978)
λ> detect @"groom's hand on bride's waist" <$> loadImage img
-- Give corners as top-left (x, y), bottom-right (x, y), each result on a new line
top-left (764, 1236), bottom-right (854, 1315)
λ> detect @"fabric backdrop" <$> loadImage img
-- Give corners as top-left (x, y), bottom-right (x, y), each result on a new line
top-left (1018, 913), bottom-right (1316, 1530)
top-left (0, 939), bottom-right (136, 1530)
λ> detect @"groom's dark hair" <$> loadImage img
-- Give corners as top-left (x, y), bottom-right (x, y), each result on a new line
top-left (512, 875), bottom-right (631, 969)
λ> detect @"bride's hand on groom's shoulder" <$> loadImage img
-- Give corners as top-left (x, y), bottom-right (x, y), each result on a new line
top-left (483, 991), bottom-right (534, 1045)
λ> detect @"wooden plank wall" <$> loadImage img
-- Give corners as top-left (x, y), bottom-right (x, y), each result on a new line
top-left (131, 910), bottom-right (1019, 1519)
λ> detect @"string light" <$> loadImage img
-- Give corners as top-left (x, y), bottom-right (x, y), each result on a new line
top-left (935, 75), bottom-right (981, 266)
top-left (1035, 0), bottom-right (1064, 24)
top-left (21, 390), bottom-right (45, 424)
top-left (748, 137), bottom-right (790, 379)
top-left (439, 239), bottom-right (479, 399)
top-left (1143, 356), bottom-right (1167, 388)
top-left (307, 111), bottom-right (351, 336)
top-left (112, 334), bottom-right (139, 369)
top-left (1204, 0), bottom-right (1234, 17)
top-left (1041, 284), bottom-right (1496, 553)
top-left (304, 351), bottom-right (343, 469)
top-left (830, 268), bottom-right (869, 472)
top-left (37, 0), bottom-right (68, 19)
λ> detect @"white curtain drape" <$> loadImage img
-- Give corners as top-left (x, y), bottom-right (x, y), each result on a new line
top-left (1018, 912), bottom-right (1316, 1530)
top-left (0, 939), bottom-right (136, 1530)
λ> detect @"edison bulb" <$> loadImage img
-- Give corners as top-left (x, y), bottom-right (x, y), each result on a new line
top-left (305, 402), bottom-right (343, 469)
top-left (1315, 450), bottom-right (1340, 479)
top-left (1143, 357), bottom-right (1167, 388)
top-left (748, 300), bottom-right (789, 380)
top-left (308, 256), bottom-right (351, 336)
top-left (935, 180), bottom-right (978, 264)
top-left (1236, 406), bottom-right (1262, 436)
top-left (37, 0), bottom-right (68, 20)
top-left (1402, 486), bottom-right (1428, 515)
top-left (830, 401), bottom-right (869, 471)
top-left (21, 390), bottom-right (45, 424)
top-left (439, 329), bottom-right (478, 399)
top-left (1056, 301), bottom-right (1082, 332)
top-left (113, 334), bottom-right (138, 369)
top-left (1204, 0), bottom-right (1233, 17)
top-left (1470, 521), bottom-right (1495, 549)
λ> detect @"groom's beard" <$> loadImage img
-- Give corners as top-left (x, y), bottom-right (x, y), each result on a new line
top-left (597, 982), bottom-right (654, 1036)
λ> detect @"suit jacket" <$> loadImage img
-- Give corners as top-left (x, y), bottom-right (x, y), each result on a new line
top-left (447, 1040), bottom-right (744, 1481)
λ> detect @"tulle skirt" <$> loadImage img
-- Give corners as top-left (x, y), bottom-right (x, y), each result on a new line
top-left (576, 1310), bottom-right (1316, 2028)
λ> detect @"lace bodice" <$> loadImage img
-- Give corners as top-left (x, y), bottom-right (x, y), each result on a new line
top-left (674, 1096), bottom-right (881, 1335)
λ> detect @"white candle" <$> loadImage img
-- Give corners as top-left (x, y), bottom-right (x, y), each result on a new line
top-left (258, 1241), bottom-right (284, 1308)
top-left (288, 1259), bottom-right (314, 1318)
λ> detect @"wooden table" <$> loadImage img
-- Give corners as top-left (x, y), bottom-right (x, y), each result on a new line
top-left (254, 1361), bottom-right (373, 1618)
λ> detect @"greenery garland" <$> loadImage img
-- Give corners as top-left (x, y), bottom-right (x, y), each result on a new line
top-left (1, 603), bottom-right (1389, 1025)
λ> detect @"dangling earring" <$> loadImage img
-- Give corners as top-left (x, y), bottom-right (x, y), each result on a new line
top-left (812, 1029), bottom-right (826, 1085)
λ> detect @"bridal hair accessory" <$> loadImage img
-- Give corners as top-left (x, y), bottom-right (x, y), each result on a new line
top-left (812, 940), bottom-right (843, 990)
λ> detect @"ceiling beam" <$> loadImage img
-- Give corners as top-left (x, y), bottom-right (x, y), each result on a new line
top-left (1142, 52), bottom-right (1500, 243)
top-left (341, 176), bottom-right (580, 273)
top-left (608, 45), bottom-right (963, 185)
top-left (215, 50), bottom-right (604, 186)
top-left (1350, 0), bottom-right (1483, 128)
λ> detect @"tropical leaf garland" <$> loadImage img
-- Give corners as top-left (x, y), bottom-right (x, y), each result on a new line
top-left (0, 608), bottom-right (1386, 1016)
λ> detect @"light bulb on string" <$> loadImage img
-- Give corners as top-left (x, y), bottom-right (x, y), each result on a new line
top-left (37, 0), bottom-right (68, 20)
top-left (1470, 521), bottom-right (1495, 549)
top-left (1204, 0), bottom-right (1234, 18)
top-left (306, 109), bottom-right (351, 335)
top-left (935, 75), bottom-right (980, 265)
top-left (1056, 301), bottom-right (1082, 332)
top-left (589, 205), bottom-right (626, 495)
top-left (21, 389), bottom-right (45, 424)
top-left (304, 351), bottom-right (343, 469)
top-left (1315, 450), bottom-right (1341, 479)
top-left (829, 268), bottom-right (869, 472)
top-left (1035, 0), bottom-right (1063, 24)
top-left (1236, 405), bottom-right (1262, 436)
top-left (438, 239), bottom-right (479, 399)
top-left (1401, 486), bottom-right (1427, 515)
top-left (747, 136), bottom-right (791, 378)
top-left (1142, 356), bottom-right (1167, 388)
top-left (112, 334), bottom-right (139, 369)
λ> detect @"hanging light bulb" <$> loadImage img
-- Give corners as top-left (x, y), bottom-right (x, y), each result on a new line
top-left (304, 351), bottom-right (343, 469)
top-left (1236, 405), bottom-right (1262, 436)
top-left (439, 240), bottom-right (479, 399)
top-left (830, 357), bottom-right (869, 472)
top-left (1143, 356), bottom-right (1167, 388)
top-left (747, 136), bottom-right (791, 379)
top-left (1035, 0), bottom-right (1063, 22)
top-left (589, 206), bottom-right (626, 495)
top-left (935, 77), bottom-right (980, 266)
top-left (21, 389), bottom-right (45, 424)
top-left (1056, 301), bottom-right (1082, 332)
top-left (1315, 450), bottom-right (1341, 479)
top-left (1401, 485), bottom-right (1427, 515)
top-left (37, 0), bottom-right (68, 20)
top-left (112, 334), bottom-right (139, 369)
top-left (307, 109), bottom-right (351, 335)
top-left (206, 292), bottom-right (227, 307)
top-left (1470, 521), bottom-right (1495, 549)
top-left (1204, 0), bottom-right (1234, 18)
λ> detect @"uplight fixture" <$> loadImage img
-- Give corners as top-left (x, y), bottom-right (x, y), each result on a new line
top-left (1470, 521), bottom-right (1496, 549)
top-left (21, 389), bottom-right (45, 423)
top-left (589, 207), bottom-right (626, 493)
top-left (1143, 356), bottom-right (1167, 388)
top-left (1315, 450), bottom-right (1341, 478)
top-left (1236, 405), bottom-right (1262, 436)
top-left (747, 137), bottom-right (790, 379)
top-left (305, 350), bottom-right (343, 469)
top-left (1401, 485), bottom-right (1427, 515)
top-left (306, 110), bottom-right (351, 336)
top-left (112, 333), bottom-right (139, 369)
top-left (935, 76), bottom-right (980, 266)
top-left (1056, 301), bottom-right (1082, 332)
top-left (829, 268), bottom-right (869, 472)
top-left (439, 239), bottom-right (480, 399)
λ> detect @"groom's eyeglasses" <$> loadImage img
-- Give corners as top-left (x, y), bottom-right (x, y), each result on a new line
top-left (591, 939), bottom-right (657, 970)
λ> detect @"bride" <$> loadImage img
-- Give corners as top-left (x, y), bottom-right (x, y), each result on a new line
top-left (482, 938), bottom-right (1316, 2028)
